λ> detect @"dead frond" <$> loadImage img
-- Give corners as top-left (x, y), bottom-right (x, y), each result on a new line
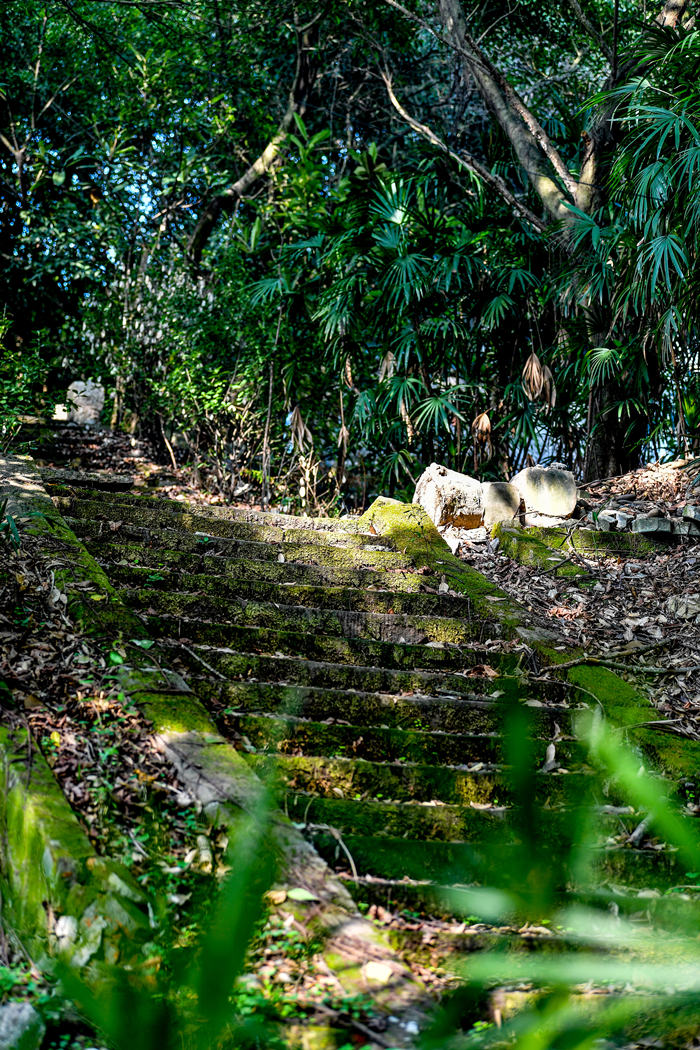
top-left (290, 405), bottom-right (313, 453)
top-left (522, 351), bottom-right (557, 411)
top-left (378, 351), bottom-right (396, 382)
top-left (472, 411), bottom-right (493, 471)
top-left (522, 351), bottom-right (545, 401)
top-left (344, 356), bottom-right (354, 389)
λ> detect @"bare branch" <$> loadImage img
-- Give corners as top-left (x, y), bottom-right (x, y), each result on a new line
top-left (565, 0), bottom-right (613, 62)
top-left (381, 70), bottom-right (547, 232)
top-left (186, 20), bottom-right (319, 266)
top-left (381, 0), bottom-right (576, 223)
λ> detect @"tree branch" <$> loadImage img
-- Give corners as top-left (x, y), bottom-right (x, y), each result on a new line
top-left (436, 0), bottom-right (575, 222)
top-left (186, 20), bottom-right (319, 267)
top-left (565, 0), bottom-right (613, 62)
top-left (381, 70), bottom-right (547, 232)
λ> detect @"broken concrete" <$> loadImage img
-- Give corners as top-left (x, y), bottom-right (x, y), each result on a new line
top-left (511, 466), bottom-right (577, 518)
top-left (413, 463), bottom-right (483, 528)
top-left (482, 481), bottom-right (521, 529)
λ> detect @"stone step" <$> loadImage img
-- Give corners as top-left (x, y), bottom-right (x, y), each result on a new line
top-left (196, 680), bottom-right (576, 733)
top-left (386, 920), bottom-right (564, 970)
top-left (281, 794), bottom-right (616, 844)
top-left (55, 495), bottom-right (381, 549)
top-left (90, 555), bottom-right (481, 615)
top-left (47, 482), bottom-right (364, 534)
top-left (80, 536), bottom-right (435, 593)
top-left (141, 600), bottom-right (483, 645)
top-left (309, 830), bottom-right (689, 888)
top-left (68, 516), bottom-right (408, 569)
top-left (343, 875), bottom-right (700, 931)
top-left (246, 752), bottom-right (587, 806)
top-left (40, 468), bottom-right (135, 492)
top-left (227, 713), bottom-right (576, 767)
top-left (134, 614), bottom-right (516, 673)
top-left (171, 647), bottom-right (526, 696)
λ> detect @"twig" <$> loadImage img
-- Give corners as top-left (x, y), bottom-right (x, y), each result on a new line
top-left (615, 718), bottom-right (685, 732)
top-left (312, 1003), bottom-right (395, 1049)
top-left (540, 554), bottom-right (592, 577)
top-left (546, 637), bottom-right (680, 671)
top-left (178, 643), bottom-right (227, 681)
top-left (305, 822), bottom-right (358, 883)
top-left (627, 816), bottom-right (649, 846)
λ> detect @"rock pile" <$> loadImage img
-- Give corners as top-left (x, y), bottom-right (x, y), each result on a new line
top-left (414, 461), bottom-right (700, 549)
top-left (584, 498), bottom-right (700, 539)
top-left (413, 463), bottom-right (577, 550)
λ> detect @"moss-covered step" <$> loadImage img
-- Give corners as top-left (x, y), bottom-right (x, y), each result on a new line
top-left (198, 680), bottom-right (577, 734)
top-left (68, 514), bottom-right (409, 570)
top-left (135, 617), bottom-right (516, 674)
top-left (246, 753), bottom-right (589, 807)
top-left (142, 600), bottom-right (485, 645)
top-left (54, 495), bottom-right (376, 549)
top-left (40, 467), bottom-right (135, 491)
top-left (362, 499), bottom-right (700, 782)
top-left (225, 713), bottom-right (578, 767)
top-left (310, 830), bottom-right (692, 890)
top-left (387, 923), bottom-right (565, 971)
top-left (97, 557), bottom-right (480, 616)
top-left (171, 646), bottom-right (522, 695)
top-left (0, 724), bottom-right (152, 980)
top-left (45, 482), bottom-right (365, 533)
top-left (2, 456), bottom-right (428, 1041)
top-left (492, 521), bottom-right (658, 564)
top-left (81, 538), bottom-right (433, 593)
top-left (282, 794), bottom-right (622, 844)
top-left (341, 874), bottom-right (700, 937)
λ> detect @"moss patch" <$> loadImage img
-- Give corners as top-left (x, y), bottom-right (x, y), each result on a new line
top-left (0, 725), bottom-right (151, 976)
top-left (491, 523), bottom-right (590, 577)
top-left (492, 521), bottom-right (657, 565)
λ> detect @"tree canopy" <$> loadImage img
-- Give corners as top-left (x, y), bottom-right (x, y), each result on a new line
top-left (3, 0), bottom-right (700, 504)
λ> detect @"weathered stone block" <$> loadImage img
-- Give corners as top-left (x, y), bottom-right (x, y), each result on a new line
top-left (413, 463), bottom-right (483, 528)
top-left (67, 380), bottom-right (105, 425)
top-left (673, 519), bottom-right (700, 538)
top-left (631, 516), bottom-right (673, 535)
top-left (0, 1003), bottom-right (44, 1050)
top-left (511, 466), bottom-right (577, 518)
top-left (482, 481), bottom-right (520, 528)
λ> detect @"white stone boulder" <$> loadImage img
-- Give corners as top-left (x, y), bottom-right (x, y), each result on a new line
top-left (511, 466), bottom-right (577, 519)
top-left (0, 1002), bottom-right (45, 1050)
top-left (413, 463), bottom-right (483, 528)
top-left (482, 481), bottom-right (521, 528)
top-left (67, 379), bottom-right (105, 425)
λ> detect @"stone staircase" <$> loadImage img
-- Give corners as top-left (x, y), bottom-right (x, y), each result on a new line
top-left (42, 471), bottom-right (694, 923)
top-left (5, 429), bottom-right (691, 1041)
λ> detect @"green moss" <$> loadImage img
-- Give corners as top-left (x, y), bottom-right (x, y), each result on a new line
top-left (0, 725), bottom-right (150, 974)
top-left (492, 521), bottom-right (657, 569)
top-left (358, 498), bottom-right (528, 632)
top-left (566, 665), bottom-right (700, 779)
top-left (130, 691), bottom-right (217, 736)
top-left (491, 523), bottom-right (589, 577)
top-left (56, 494), bottom-right (371, 549)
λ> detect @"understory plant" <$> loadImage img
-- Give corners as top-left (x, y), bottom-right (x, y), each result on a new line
top-left (47, 709), bottom-right (700, 1050)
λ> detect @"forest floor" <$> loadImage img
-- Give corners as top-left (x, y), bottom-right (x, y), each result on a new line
top-left (454, 459), bottom-right (700, 746)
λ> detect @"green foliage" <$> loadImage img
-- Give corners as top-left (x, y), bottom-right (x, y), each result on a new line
top-left (424, 707), bottom-right (700, 1049)
top-left (0, 322), bottom-right (51, 451)
top-left (60, 798), bottom-right (278, 1050)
